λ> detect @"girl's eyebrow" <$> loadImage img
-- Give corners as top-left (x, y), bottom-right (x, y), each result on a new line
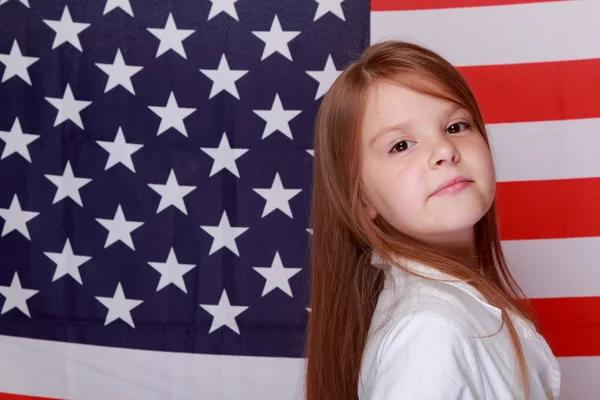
top-left (445, 103), bottom-right (465, 117)
top-left (369, 122), bottom-right (408, 148)
top-left (448, 104), bottom-right (472, 120)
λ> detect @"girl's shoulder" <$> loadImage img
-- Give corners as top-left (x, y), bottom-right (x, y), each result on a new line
top-left (359, 267), bottom-right (561, 400)
top-left (359, 280), bottom-right (505, 400)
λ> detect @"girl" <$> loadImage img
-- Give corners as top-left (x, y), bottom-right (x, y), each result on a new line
top-left (304, 40), bottom-right (561, 399)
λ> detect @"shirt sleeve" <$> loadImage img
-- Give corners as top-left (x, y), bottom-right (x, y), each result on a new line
top-left (370, 310), bottom-right (492, 399)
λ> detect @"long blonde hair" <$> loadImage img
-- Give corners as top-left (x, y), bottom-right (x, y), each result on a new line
top-left (304, 40), bottom-right (538, 400)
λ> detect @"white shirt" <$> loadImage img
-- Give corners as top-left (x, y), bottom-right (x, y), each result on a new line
top-left (358, 250), bottom-right (561, 400)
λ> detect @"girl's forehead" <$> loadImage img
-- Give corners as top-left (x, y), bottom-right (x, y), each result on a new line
top-left (364, 82), bottom-right (460, 121)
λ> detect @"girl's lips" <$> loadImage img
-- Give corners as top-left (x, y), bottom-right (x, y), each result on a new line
top-left (431, 180), bottom-right (472, 196)
top-left (430, 176), bottom-right (473, 197)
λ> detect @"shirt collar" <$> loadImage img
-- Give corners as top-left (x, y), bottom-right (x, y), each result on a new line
top-left (371, 248), bottom-right (454, 280)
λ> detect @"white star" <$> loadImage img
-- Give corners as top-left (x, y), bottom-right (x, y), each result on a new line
top-left (314, 0), bottom-right (345, 21)
top-left (96, 127), bottom-right (143, 172)
top-left (0, 40), bottom-right (38, 85)
top-left (306, 149), bottom-right (314, 157)
top-left (253, 172), bottom-right (301, 218)
top-left (43, 238), bottom-right (92, 285)
top-left (0, 194), bottom-right (39, 240)
top-left (207, 0), bottom-right (239, 21)
top-left (307, 228), bottom-right (313, 235)
top-left (0, 117), bottom-right (40, 162)
top-left (306, 54), bottom-right (342, 100)
top-left (103, 0), bottom-right (133, 16)
top-left (148, 91), bottom-right (196, 136)
top-left (147, 13), bottom-right (194, 59)
top-left (200, 132), bottom-right (248, 178)
top-left (96, 204), bottom-right (144, 250)
top-left (0, 272), bottom-right (38, 317)
top-left (200, 211), bottom-right (248, 256)
top-left (147, 248), bottom-right (196, 293)
top-left (200, 289), bottom-right (248, 334)
top-left (0, 0), bottom-right (29, 7)
top-left (43, 6), bottom-right (90, 52)
top-left (253, 93), bottom-right (301, 140)
top-left (95, 282), bottom-right (143, 328)
top-left (95, 49), bottom-right (143, 95)
top-left (44, 161), bottom-right (92, 206)
top-left (44, 83), bottom-right (92, 130)
top-left (199, 54), bottom-right (248, 100)
top-left (253, 251), bottom-right (301, 297)
top-left (147, 169), bottom-right (196, 215)
top-left (252, 15), bottom-right (300, 61)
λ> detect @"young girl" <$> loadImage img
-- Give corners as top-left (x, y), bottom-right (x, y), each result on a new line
top-left (304, 41), bottom-right (561, 399)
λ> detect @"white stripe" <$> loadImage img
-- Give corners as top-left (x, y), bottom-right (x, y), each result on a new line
top-left (0, 334), bottom-right (595, 400)
top-left (371, 1), bottom-right (600, 66)
top-left (503, 237), bottom-right (600, 299)
top-left (487, 118), bottom-right (600, 182)
top-left (558, 356), bottom-right (600, 400)
top-left (0, 335), bottom-right (305, 400)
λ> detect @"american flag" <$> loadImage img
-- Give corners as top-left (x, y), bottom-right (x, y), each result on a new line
top-left (0, 0), bottom-right (596, 399)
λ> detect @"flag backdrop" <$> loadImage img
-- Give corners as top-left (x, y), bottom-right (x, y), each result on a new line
top-left (0, 0), bottom-right (597, 399)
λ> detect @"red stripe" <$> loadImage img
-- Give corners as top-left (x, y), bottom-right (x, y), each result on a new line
top-left (0, 394), bottom-right (57, 400)
top-left (372, 0), bottom-right (563, 11)
top-left (496, 178), bottom-right (600, 240)
top-left (459, 58), bottom-right (600, 124)
top-left (531, 297), bottom-right (600, 357)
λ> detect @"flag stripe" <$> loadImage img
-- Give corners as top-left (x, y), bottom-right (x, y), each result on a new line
top-left (0, 395), bottom-right (55, 400)
top-left (0, 326), bottom-right (598, 398)
top-left (371, 1), bottom-right (600, 66)
top-left (0, 335), bottom-right (303, 400)
top-left (496, 178), bottom-right (600, 240)
top-left (532, 297), bottom-right (600, 357)
top-left (503, 237), bottom-right (600, 299)
top-left (459, 58), bottom-right (600, 124)
top-left (487, 118), bottom-right (600, 182)
top-left (558, 356), bottom-right (600, 399)
top-left (371, 0), bottom-right (564, 12)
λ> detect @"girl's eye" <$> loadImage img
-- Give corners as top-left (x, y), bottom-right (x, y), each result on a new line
top-left (446, 122), bottom-right (470, 134)
top-left (389, 140), bottom-right (415, 154)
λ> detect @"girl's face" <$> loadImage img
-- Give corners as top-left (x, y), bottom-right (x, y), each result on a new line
top-left (360, 80), bottom-right (496, 248)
